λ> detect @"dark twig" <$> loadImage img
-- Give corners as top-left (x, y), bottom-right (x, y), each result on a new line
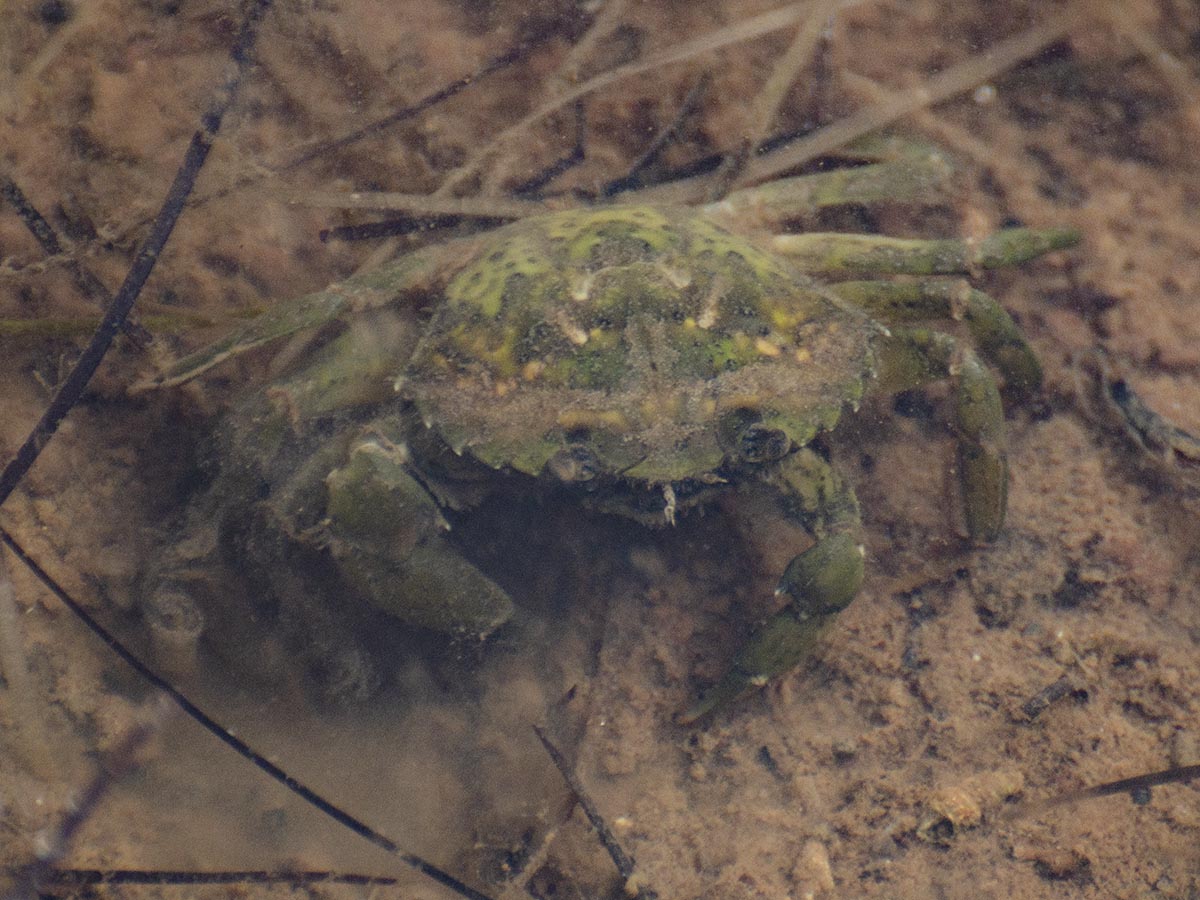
top-left (283, 38), bottom-right (543, 172)
top-left (0, 177), bottom-right (63, 255)
top-left (533, 724), bottom-right (657, 900)
top-left (0, 527), bottom-right (495, 900)
top-left (0, 0), bottom-right (272, 509)
top-left (0, 177), bottom-right (150, 346)
top-left (603, 74), bottom-right (710, 198)
top-left (4, 696), bottom-right (173, 900)
top-left (1057, 764), bottom-right (1200, 802)
top-left (1004, 764), bottom-right (1200, 824)
top-left (512, 101), bottom-right (588, 198)
top-left (320, 212), bottom-right (480, 244)
top-left (43, 868), bottom-right (397, 888)
top-left (170, 29), bottom-right (557, 227)
top-left (1019, 675), bottom-right (1075, 721)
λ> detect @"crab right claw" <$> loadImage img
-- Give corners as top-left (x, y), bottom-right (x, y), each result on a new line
top-left (678, 530), bottom-right (865, 725)
top-left (679, 449), bottom-right (865, 724)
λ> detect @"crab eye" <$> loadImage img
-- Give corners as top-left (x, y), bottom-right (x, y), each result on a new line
top-left (548, 444), bottom-right (601, 482)
top-left (736, 422), bottom-right (790, 464)
top-left (718, 409), bottom-right (791, 464)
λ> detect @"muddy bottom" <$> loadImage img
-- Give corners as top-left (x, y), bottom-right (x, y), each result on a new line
top-left (2, 1), bottom-right (1200, 898)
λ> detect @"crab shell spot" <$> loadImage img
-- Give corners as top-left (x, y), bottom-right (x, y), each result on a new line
top-left (754, 337), bottom-right (782, 357)
top-left (545, 207), bottom-right (678, 262)
top-left (694, 276), bottom-right (725, 330)
top-left (658, 262), bottom-right (693, 290)
top-left (446, 322), bottom-right (521, 378)
top-left (570, 272), bottom-right (593, 301)
top-left (447, 233), bottom-right (551, 318)
top-left (553, 310), bottom-right (590, 345)
top-left (557, 408), bottom-right (630, 433)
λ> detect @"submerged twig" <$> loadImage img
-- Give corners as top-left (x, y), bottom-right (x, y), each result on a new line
top-left (630, 11), bottom-right (1076, 208)
top-left (0, 547), bottom-right (52, 779)
top-left (0, 1), bottom-right (98, 123)
top-left (1005, 764), bottom-right (1200, 823)
top-left (0, 0), bottom-right (272, 508)
top-left (735, 11), bottom-right (1075, 187)
top-left (707, 0), bottom-right (842, 200)
top-left (1090, 0), bottom-right (1200, 138)
top-left (43, 868), bottom-right (398, 889)
top-left (0, 176), bottom-right (150, 346)
top-left (0, 312), bottom-right (225, 340)
top-left (2, 695), bottom-right (172, 900)
top-left (533, 725), bottom-right (657, 900)
top-left (435, 3), bottom-right (814, 197)
top-left (282, 37), bottom-right (548, 174)
top-left (603, 73), bottom-right (711, 197)
top-left (478, 0), bottom-right (627, 196)
top-left (104, 29), bottom-right (555, 251)
top-left (511, 101), bottom-right (588, 197)
top-left (292, 190), bottom-right (549, 220)
top-left (0, 527), bottom-right (497, 900)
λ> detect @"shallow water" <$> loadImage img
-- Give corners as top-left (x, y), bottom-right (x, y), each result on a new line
top-left (2, 2), bottom-right (1200, 898)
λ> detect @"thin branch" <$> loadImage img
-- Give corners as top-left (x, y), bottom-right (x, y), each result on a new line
top-left (707, 0), bottom-right (842, 200)
top-left (0, 174), bottom-right (151, 346)
top-left (435, 2), bottom-right (813, 196)
top-left (292, 190), bottom-right (548, 220)
top-left (511, 101), bottom-right (588, 197)
top-left (3, 695), bottom-right (173, 900)
top-left (634, 12), bottom-right (1076, 207)
top-left (43, 868), bottom-right (398, 888)
top-left (0, 527), bottom-right (496, 900)
top-left (533, 725), bottom-right (656, 900)
top-left (1004, 764), bottom-right (1200, 823)
top-left (151, 27), bottom-right (557, 236)
top-left (281, 36), bottom-right (547, 173)
top-left (477, 0), bottom-right (626, 195)
top-left (602, 74), bottom-right (710, 197)
top-left (0, 0), bottom-right (273, 508)
top-left (735, 11), bottom-right (1076, 186)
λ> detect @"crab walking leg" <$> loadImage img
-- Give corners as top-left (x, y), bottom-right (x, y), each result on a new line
top-left (827, 279), bottom-right (1042, 397)
top-left (875, 327), bottom-right (1008, 541)
top-left (771, 226), bottom-right (1080, 276)
top-left (323, 431), bottom-right (515, 638)
top-left (679, 448), bottom-right (865, 724)
top-left (705, 154), bottom-right (952, 227)
top-left (137, 238), bottom-right (470, 390)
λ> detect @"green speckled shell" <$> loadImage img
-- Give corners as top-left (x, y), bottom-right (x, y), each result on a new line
top-left (401, 206), bottom-right (882, 483)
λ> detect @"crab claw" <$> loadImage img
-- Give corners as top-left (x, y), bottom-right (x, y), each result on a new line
top-left (677, 532), bottom-right (863, 725)
top-left (675, 609), bottom-right (838, 726)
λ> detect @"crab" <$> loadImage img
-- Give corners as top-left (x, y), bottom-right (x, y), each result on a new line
top-left (139, 145), bottom-right (1077, 721)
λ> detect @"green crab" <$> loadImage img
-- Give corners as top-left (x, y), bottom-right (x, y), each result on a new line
top-left (141, 147), bottom-right (1077, 720)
